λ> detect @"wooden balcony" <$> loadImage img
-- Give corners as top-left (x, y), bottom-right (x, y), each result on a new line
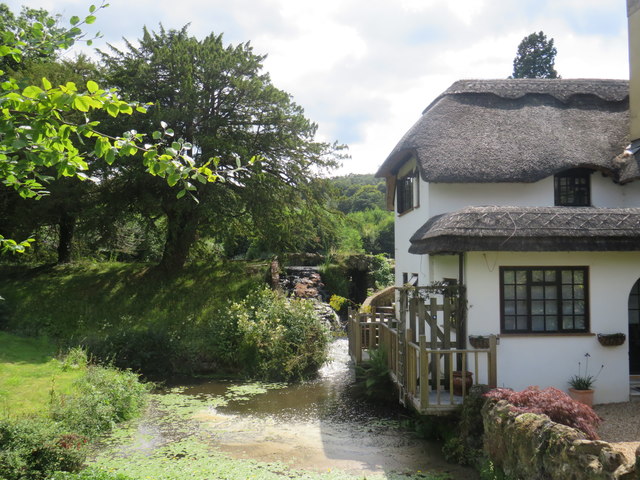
top-left (348, 303), bottom-right (497, 415)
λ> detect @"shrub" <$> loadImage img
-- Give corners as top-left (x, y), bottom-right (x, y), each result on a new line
top-left (485, 386), bottom-right (602, 440)
top-left (442, 385), bottom-right (490, 466)
top-left (229, 287), bottom-right (331, 381)
top-left (51, 365), bottom-right (150, 438)
top-left (0, 418), bottom-right (86, 480)
top-left (82, 328), bottom-right (178, 375)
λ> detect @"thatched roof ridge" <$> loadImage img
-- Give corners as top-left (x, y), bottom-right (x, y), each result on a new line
top-left (409, 206), bottom-right (640, 254)
top-left (377, 79), bottom-right (637, 184)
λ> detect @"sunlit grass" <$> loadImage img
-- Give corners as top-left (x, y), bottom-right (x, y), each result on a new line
top-left (0, 332), bottom-right (85, 417)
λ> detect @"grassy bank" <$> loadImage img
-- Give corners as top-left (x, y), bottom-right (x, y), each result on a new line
top-left (0, 332), bottom-right (150, 480)
top-left (0, 332), bottom-right (85, 417)
top-left (0, 261), bottom-right (266, 340)
top-left (0, 260), bottom-right (330, 380)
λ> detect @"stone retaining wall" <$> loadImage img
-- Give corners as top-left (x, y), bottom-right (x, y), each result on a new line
top-left (482, 399), bottom-right (637, 480)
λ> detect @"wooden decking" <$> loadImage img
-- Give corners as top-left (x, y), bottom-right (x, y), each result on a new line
top-left (348, 301), bottom-right (497, 415)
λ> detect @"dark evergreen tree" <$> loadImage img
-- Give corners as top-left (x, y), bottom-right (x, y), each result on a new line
top-left (511, 31), bottom-right (559, 79)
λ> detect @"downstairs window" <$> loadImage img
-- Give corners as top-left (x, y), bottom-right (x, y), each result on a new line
top-left (500, 267), bottom-right (589, 334)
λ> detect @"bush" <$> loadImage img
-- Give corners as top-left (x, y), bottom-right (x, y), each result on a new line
top-left (51, 365), bottom-right (150, 438)
top-left (0, 418), bottom-right (86, 480)
top-left (82, 328), bottom-right (178, 375)
top-left (228, 287), bottom-right (330, 381)
top-left (442, 385), bottom-right (489, 466)
top-left (485, 386), bottom-right (602, 440)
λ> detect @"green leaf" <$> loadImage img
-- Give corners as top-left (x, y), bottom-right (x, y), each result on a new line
top-left (70, 16), bottom-right (80, 25)
top-left (73, 95), bottom-right (92, 112)
top-left (118, 103), bottom-right (133, 114)
top-left (41, 77), bottom-right (52, 90)
top-left (106, 103), bottom-right (119, 117)
top-left (22, 85), bottom-right (43, 99)
top-left (105, 148), bottom-right (116, 165)
top-left (167, 172), bottom-right (181, 187)
top-left (176, 189), bottom-right (186, 199)
top-left (136, 105), bottom-right (147, 114)
top-left (86, 80), bottom-right (99, 93)
top-left (171, 142), bottom-right (181, 151)
top-left (85, 15), bottom-right (97, 24)
top-left (152, 131), bottom-right (162, 140)
top-left (89, 4), bottom-right (97, 13)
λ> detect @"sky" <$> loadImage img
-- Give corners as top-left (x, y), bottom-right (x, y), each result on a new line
top-left (4, 0), bottom-right (631, 175)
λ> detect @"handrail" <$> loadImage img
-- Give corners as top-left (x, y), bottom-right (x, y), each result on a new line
top-left (348, 307), bottom-right (497, 413)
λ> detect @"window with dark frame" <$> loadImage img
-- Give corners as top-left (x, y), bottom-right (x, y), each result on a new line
top-left (500, 267), bottom-right (589, 334)
top-left (397, 170), bottom-right (416, 214)
top-left (554, 169), bottom-right (592, 206)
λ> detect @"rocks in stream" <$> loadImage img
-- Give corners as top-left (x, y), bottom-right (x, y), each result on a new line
top-left (278, 265), bottom-right (342, 330)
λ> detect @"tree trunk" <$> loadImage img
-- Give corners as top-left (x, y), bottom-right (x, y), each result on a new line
top-left (57, 210), bottom-right (76, 264)
top-left (158, 201), bottom-right (200, 273)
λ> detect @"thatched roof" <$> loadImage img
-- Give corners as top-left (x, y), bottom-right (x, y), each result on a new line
top-left (409, 206), bottom-right (640, 254)
top-left (377, 79), bottom-right (639, 184)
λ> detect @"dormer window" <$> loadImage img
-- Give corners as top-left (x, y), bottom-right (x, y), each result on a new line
top-left (554, 168), bottom-right (592, 206)
top-left (397, 168), bottom-right (419, 214)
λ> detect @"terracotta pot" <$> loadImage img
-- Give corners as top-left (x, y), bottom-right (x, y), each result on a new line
top-left (452, 371), bottom-right (473, 396)
top-left (568, 388), bottom-right (594, 407)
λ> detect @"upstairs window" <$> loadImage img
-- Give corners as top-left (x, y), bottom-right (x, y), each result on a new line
top-left (500, 267), bottom-right (589, 334)
top-left (554, 169), bottom-right (592, 206)
top-left (397, 169), bottom-right (418, 214)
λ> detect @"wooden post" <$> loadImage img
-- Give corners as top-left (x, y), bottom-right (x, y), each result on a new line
top-left (488, 334), bottom-right (498, 388)
top-left (355, 313), bottom-right (362, 365)
top-left (419, 335), bottom-right (428, 409)
top-left (405, 328), bottom-right (413, 395)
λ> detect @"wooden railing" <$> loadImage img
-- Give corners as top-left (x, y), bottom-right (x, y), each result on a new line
top-left (348, 308), bottom-right (497, 414)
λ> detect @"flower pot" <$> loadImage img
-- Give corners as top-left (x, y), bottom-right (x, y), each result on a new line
top-left (468, 335), bottom-right (490, 349)
top-left (452, 371), bottom-right (473, 396)
top-left (568, 388), bottom-right (594, 407)
top-left (597, 333), bottom-right (626, 346)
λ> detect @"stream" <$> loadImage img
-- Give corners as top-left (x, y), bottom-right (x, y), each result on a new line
top-left (89, 339), bottom-right (478, 480)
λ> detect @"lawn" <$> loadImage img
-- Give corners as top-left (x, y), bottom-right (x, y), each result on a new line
top-left (0, 331), bottom-right (84, 417)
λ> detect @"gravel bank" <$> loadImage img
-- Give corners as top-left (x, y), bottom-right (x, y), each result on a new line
top-left (594, 397), bottom-right (640, 464)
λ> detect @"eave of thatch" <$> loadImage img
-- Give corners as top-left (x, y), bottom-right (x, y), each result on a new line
top-left (409, 206), bottom-right (640, 254)
top-left (377, 79), bottom-right (638, 184)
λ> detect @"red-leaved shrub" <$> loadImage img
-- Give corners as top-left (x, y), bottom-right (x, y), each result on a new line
top-left (485, 386), bottom-right (602, 440)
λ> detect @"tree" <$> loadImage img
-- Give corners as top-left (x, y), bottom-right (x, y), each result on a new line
top-left (0, 3), bottom-right (225, 255)
top-left (99, 26), bottom-right (343, 272)
top-left (511, 31), bottom-right (559, 79)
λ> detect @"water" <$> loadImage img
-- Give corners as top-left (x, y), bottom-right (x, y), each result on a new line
top-left (91, 339), bottom-right (478, 479)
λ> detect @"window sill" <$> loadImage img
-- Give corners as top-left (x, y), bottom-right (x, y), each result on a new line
top-left (397, 206), bottom-right (417, 217)
top-left (499, 332), bottom-right (595, 337)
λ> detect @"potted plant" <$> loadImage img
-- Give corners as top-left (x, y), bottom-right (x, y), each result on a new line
top-left (597, 333), bottom-right (626, 346)
top-left (468, 335), bottom-right (490, 349)
top-left (567, 353), bottom-right (604, 407)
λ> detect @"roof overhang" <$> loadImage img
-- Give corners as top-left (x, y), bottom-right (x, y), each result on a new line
top-left (409, 206), bottom-right (640, 254)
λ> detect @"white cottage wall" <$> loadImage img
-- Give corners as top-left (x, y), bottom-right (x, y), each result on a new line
top-left (428, 180), bottom-right (553, 215)
top-left (464, 251), bottom-right (640, 404)
top-left (394, 178), bottom-right (431, 286)
top-left (592, 173), bottom-right (640, 206)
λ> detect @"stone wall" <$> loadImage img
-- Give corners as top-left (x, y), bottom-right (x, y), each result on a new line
top-left (482, 399), bottom-right (637, 480)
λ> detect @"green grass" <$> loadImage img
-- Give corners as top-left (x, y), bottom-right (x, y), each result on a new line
top-left (0, 332), bottom-right (84, 417)
top-left (0, 260), bottom-right (287, 376)
top-left (0, 260), bottom-right (267, 341)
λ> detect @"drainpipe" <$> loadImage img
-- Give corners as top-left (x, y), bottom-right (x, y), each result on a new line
top-left (458, 252), bottom-right (466, 351)
top-left (628, 0), bottom-right (640, 143)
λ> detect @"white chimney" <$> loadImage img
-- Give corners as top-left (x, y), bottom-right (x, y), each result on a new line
top-left (628, 0), bottom-right (640, 142)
